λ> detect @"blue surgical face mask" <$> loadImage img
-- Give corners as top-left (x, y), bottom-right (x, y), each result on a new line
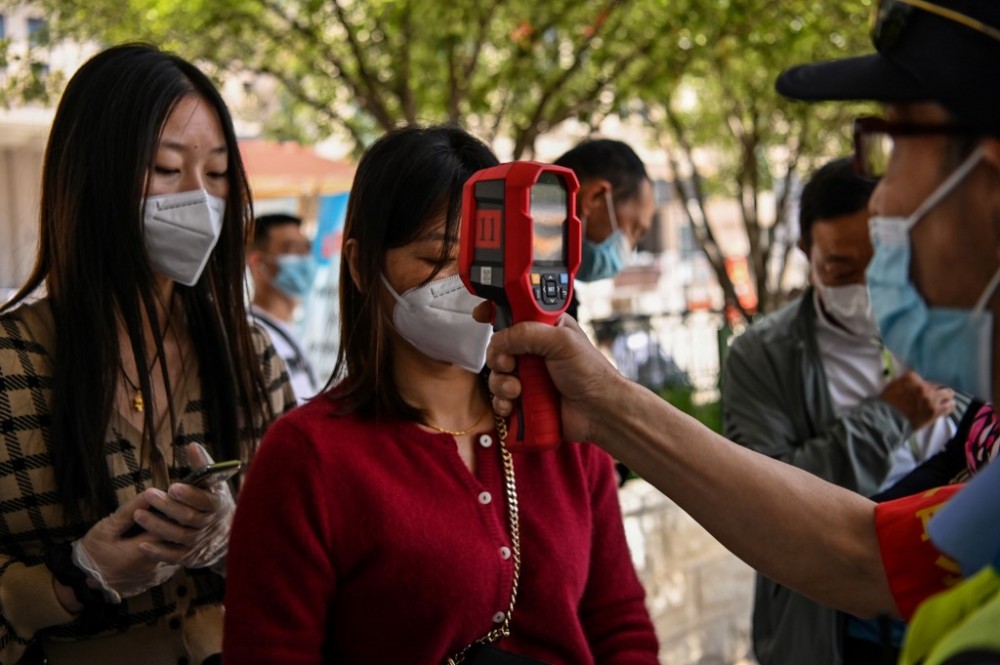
top-left (577, 191), bottom-right (632, 282)
top-left (867, 146), bottom-right (999, 400)
top-left (272, 253), bottom-right (318, 299)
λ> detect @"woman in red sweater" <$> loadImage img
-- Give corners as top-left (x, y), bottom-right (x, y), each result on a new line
top-left (223, 125), bottom-right (659, 665)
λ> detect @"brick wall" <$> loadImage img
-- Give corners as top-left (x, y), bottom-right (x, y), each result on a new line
top-left (620, 479), bottom-right (757, 665)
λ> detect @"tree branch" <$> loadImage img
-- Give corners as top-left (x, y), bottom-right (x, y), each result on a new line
top-left (258, 66), bottom-right (336, 122)
top-left (663, 104), bottom-right (752, 322)
top-left (329, 0), bottom-right (397, 129)
top-left (744, 110), bottom-right (767, 312)
top-left (449, 0), bottom-right (508, 124)
top-left (544, 21), bottom-right (665, 136)
top-left (395, 2), bottom-right (416, 123)
top-left (512, 0), bottom-right (630, 157)
top-left (483, 0), bottom-right (580, 141)
top-left (259, 0), bottom-right (395, 129)
top-left (464, 0), bottom-right (507, 83)
top-left (486, 86), bottom-right (514, 144)
top-left (447, 45), bottom-right (462, 124)
top-left (770, 113), bottom-right (811, 301)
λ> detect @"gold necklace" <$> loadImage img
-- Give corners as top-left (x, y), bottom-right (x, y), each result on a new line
top-left (423, 408), bottom-right (489, 437)
top-left (118, 296), bottom-right (175, 414)
top-left (120, 344), bottom-right (164, 414)
top-left (120, 369), bottom-right (146, 413)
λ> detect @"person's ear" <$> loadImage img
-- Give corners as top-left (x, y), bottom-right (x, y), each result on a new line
top-left (343, 238), bottom-right (363, 291)
top-left (578, 179), bottom-right (613, 241)
top-left (579, 179), bottom-right (612, 217)
top-left (247, 251), bottom-right (264, 278)
top-left (797, 237), bottom-right (810, 259)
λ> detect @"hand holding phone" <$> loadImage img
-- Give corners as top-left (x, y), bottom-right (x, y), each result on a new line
top-left (181, 460), bottom-right (243, 489)
top-left (122, 460), bottom-right (242, 538)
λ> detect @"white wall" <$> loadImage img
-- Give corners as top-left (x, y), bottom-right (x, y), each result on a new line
top-left (0, 2), bottom-right (91, 297)
top-left (0, 142), bottom-right (44, 293)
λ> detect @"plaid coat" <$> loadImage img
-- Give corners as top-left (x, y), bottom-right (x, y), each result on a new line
top-left (0, 300), bottom-right (296, 664)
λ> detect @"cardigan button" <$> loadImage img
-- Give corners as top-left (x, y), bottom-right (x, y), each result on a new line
top-left (478, 434), bottom-right (493, 448)
top-left (499, 546), bottom-right (511, 560)
top-left (478, 491), bottom-right (492, 505)
top-left (492, 611), bottom-right (506, 624)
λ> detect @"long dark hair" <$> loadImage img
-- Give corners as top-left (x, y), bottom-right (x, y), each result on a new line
top-left (331, 125), bottom-right (499, 420)
top-left (1, 43), bottom-right (272, 518)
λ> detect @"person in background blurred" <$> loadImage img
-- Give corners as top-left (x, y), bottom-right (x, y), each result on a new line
top-left (554, 139), bottom-right (656, 318)
top-left (248, 213), bottom-right (319, 403)
top-left (723, 156), bottom-right (959, 665)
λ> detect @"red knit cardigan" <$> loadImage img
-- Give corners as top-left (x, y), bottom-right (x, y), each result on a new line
top-left (223, 396), bottom-right (659, 664)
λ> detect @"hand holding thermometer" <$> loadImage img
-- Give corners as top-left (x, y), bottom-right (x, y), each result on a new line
top-left (459, 162), bottom-right (581, 451)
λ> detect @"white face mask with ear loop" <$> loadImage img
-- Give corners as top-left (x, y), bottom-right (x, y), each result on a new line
top-left (380, 273), bottom-right (494, 373)
top-left (814, 278), bottom-right (880, 339)
top-left (142, 188), bottom-right (226, 286)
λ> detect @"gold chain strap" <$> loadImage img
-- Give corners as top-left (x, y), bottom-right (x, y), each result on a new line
top-left (445, 413), bottom-right (521, 665)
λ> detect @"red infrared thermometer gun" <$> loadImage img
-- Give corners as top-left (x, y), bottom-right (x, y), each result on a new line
top-left (459, 162), bottom-right (581, 451)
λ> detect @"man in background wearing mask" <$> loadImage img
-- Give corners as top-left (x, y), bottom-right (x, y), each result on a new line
top-left (248, 213), bottom-right (320, 403)
top-left (554, 139), bottom-right (656, 319)
top-left (722, 157), bottom-right (958, 665)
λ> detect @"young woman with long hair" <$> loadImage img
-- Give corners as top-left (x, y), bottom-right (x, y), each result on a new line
top-left (0, 44), bottom-right (295, 664)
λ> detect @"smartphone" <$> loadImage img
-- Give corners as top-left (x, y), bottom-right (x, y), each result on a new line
top-left (122, 461), bottom-right (242, 538)
top-left (181, 460), bottom-right (243, 488)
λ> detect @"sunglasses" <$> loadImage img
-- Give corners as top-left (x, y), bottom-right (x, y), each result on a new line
top-left (873, 0), bottom-right (1000, 50)
top-left (853, 116), bottom-right (980, 178)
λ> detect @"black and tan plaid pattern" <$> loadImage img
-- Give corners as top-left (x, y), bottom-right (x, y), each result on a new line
top-left (0, 300), bottom-right (295, 661)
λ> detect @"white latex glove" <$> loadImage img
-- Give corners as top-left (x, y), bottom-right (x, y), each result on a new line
top-left (135, 443), bottom-right (236, 570)
top-left (71, 493), bottom-right (181, 603)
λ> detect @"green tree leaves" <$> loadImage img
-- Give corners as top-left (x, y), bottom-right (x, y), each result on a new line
top-left (26, 0), bottom-right (879, 315)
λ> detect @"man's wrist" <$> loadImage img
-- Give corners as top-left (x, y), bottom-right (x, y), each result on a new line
top-left (597, 375), bottom-right (650, 454)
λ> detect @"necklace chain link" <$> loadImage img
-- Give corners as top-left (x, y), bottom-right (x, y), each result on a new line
top-left (119, 328), bottom-right (168, 414)
top-left (445, 413), bottom-right (520, 665)
top-left (424, 408), bottom-right (489, 437)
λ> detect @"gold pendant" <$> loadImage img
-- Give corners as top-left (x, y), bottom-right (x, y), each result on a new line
top-left (132, 392), bottom-right (144, 413)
